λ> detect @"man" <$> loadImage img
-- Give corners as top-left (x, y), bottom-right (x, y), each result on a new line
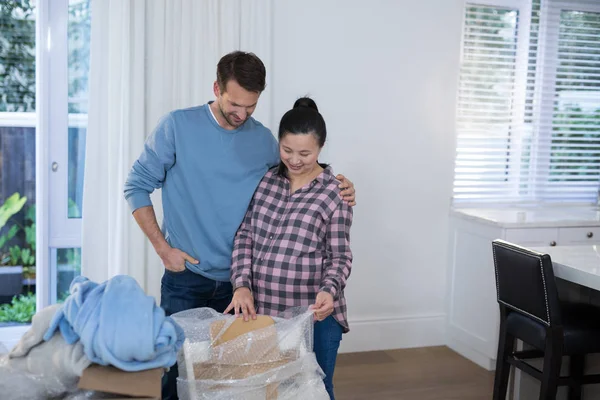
top-left (124, 51), bottom-right (355, 399)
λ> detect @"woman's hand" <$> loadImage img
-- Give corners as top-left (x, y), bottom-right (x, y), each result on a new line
top-left (311, 291), bottom-right (334, 321)
top-left (336, 174), bottom-right (356, 206)
top-left (224, 287), bottom-right (256, 321)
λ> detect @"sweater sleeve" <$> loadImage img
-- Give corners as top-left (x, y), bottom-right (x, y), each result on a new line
top-left (124, 114), bottom-right (177, 212)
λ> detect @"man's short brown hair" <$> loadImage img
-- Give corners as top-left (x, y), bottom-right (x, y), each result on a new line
top-left (216, 51), bottom-right (266, 94)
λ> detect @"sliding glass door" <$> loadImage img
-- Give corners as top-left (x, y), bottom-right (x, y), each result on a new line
top-left (36, 0), bottom-right (90, 309)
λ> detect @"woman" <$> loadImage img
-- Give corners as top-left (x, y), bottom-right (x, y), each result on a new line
top-left (224, 97), bottom-right (353, 400)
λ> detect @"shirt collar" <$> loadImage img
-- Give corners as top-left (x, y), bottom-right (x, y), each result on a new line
top-left (274, 163), bottom-right (334, 186)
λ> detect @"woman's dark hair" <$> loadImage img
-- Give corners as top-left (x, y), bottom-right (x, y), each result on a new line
top-left (216, 51), bottom-right (266, 93)
top-left (277, 97), bottom-right (327, 177)
top-left (278, 97), bottom-right (327, 146)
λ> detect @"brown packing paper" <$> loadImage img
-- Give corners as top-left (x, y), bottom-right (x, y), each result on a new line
top-left (78, 364), bottom-right (163, 399)
top-left (209, 316), bottom-right (282, 364)
top-left (192, 358), bottom-right (293, 380)
top-left (210, 315), bottom-right (275, 345)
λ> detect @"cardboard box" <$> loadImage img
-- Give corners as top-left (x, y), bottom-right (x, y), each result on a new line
top-left (210, 315), bottom-right (276, 346)
top-left (208, 316), bottom-right (281, 364)
top-left (78, 364), bottom-right (163, 399)
top-left (192, 358), bottom-right (293, 380)
top-left (182, 315), bottom-right (288, 400)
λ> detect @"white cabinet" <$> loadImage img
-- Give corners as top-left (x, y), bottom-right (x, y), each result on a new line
top-left (445, 207), bottom-right (600, 371)
top-left (503, 226), bottom-right (600, 247)
top-left (504, 228), bottom-right (558, 247)
top-left (558, 227), bottom-right (600, 245)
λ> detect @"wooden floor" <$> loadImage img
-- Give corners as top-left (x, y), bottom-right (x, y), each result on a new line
top-left (334, 346), bottom-right (494, 400)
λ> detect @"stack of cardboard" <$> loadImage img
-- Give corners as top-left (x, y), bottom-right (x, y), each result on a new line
top-left (77, 365), bottom-right (163, 399)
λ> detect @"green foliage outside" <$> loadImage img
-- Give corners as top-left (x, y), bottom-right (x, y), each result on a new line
top-left (0, 292), bottom-right (35, 323)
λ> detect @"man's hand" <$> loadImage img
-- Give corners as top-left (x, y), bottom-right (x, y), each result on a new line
top-left (336, 174), bottom-right (356, 207)
top-left (132, 207), bottom-right (198, 273)
top-left (311, 291), bottom-right (335, 321)
top-left (224, 287), bottom-right (257, 321)
top-left (158, 245), bottom-right (198, 272)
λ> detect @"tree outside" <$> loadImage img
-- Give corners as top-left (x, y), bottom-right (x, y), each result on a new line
top-left (0, 0), bottom-right (35, 112)
top-left (0, 0), bottom-right (91, 112)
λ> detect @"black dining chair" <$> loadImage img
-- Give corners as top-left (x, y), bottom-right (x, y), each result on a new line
top-left (492, 239), bottom-right (600, 400)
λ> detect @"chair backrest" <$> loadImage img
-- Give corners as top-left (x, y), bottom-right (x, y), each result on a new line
top-left (491, 239), bottom-right (561, 326)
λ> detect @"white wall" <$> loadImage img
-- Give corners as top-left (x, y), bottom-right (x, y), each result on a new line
top-left (272, 0), bottom-right (463, 352)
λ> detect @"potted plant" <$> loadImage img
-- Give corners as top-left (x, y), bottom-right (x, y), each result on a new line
top-left (0, 193), bottom-right (27, 300)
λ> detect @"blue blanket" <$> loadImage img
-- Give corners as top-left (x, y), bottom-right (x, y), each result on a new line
top-left (43, 275), bottom-right (185, 372)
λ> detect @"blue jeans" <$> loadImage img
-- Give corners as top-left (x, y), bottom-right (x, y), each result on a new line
top-left (314, 316), bottom-right (344, 400)
top-left (160, 268), bottom-right (233, 400)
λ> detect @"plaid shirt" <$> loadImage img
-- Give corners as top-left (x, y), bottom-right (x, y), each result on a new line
top-left (231, 165), bottom-right (353, 332)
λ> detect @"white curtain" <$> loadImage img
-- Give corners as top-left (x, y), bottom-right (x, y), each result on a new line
top-left (82, 0), bottom-right (273, 300)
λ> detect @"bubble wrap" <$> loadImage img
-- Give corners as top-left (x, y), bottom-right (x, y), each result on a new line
top-left (172, 307), bottom-right (329, 400)
top-left (0, 354), bottom-right (72, 400)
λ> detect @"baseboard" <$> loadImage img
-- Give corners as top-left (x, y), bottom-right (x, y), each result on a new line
top-left (338, 314), bottom-right (446, 353)
top-left (446, 335), bottom-right (496, 371)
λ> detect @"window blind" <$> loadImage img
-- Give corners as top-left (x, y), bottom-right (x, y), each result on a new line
top-left (453, 0), bottom-right (600, 203)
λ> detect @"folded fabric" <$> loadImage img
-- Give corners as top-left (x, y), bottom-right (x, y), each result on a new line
top-left (44, 275), bottom-right (185, 372)
top-left (1, 304), bottom-right (91, 399)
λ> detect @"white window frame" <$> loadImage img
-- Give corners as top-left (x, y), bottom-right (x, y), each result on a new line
top-left (455, 0), bottom-right (600, 205)
top-left (455, 0), bottom-right (533, 204)
top-left (529, 0), bottom-right (600, 199)
top-left (47, 0), bottom-right (81, 248)
top-left (36, 0), bottom-right (83, 310)
top-left (507, 0), bottom-right (533, 198)
top-left (36, 0), bottom-right (51, 312)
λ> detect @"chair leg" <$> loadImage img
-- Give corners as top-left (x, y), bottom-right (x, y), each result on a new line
top-left (539, 328), bottom-right (563, 400)
top-left (568, 355), bottom-right (585, 400)
top-left (493, 323), bottom-right (514, 400)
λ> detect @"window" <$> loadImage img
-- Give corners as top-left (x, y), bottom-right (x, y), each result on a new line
top-left (453, 0), bottom-right (600, 203)
top-left (40, 0), bottom-right (90, 307)
top-left (0, 0), bottom-right (90, 327)
top-left (55, 248), bottom-right (81, 302)
top-left (67, 0), bottom-right (90, 219)
top-left (0, 0), bottom-right (37, 325)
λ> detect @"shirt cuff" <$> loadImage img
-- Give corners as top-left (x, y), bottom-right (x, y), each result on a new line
top-left (234, 276), bottom-right (252, 291)
top-left (319, 282), bottom-right (338, 300)
top-left (126, 192), bottom-right (152, 213)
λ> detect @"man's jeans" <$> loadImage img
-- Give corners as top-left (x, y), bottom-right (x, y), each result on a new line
top-left (160, 268), bottom-right (233, 400)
